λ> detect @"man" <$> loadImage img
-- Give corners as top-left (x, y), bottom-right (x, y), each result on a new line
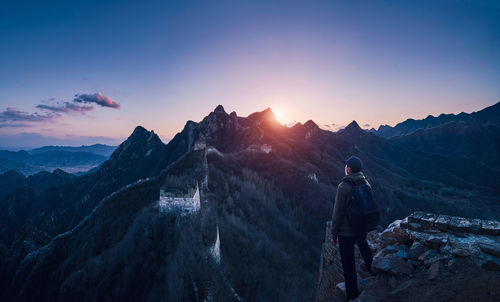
top-left (331, 155), bottom-right (374, 301)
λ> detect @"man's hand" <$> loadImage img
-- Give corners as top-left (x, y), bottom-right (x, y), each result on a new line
top-left (331, 238), bottom-right (337, 246)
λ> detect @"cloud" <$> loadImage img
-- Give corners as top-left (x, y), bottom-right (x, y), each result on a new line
top-left (0, 92), bottom-right (119, 129)
top-left (0, 123), bottom-right (33, 128)
top-left (73, 92), bottom-right (120, 109)
top-left (364, 123), bottom-right (370, 128)
top-left (0, 107), bottom-right (57, 123)
top-left (37, 102), bottom-right (94, 113)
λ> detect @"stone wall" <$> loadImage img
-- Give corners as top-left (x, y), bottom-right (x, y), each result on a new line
top-left (316, 212), bottom-right (500, 302)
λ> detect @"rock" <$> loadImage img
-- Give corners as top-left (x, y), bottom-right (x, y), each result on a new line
top-left (428, 262), bottom-right (440, 280)
top-left (408, 259), bottom-right (420, 268)
top-left (481, 220), bottom-right (500, 236)
top-left (452, 248), bottom-right (471, 257)
top-left (407, 211), bottom-right (425, 224)
top-left (406, 222), bottom-right (423, 231)
top-left (418, 249), bottom-right (437, 262)
top-left (352, 292), bottom-right (383, 302)
top-left (482, 255), bottom-right (500, 271)
top-left (448, 217), bottom-right (481, 234)
top-left (419, 212), bottom-right (438, 228)
top-left (469, 219), bottom-right (483, 234)
top-left (479, 243), bottom-right (500, 258)
top-left (434, 215), bottom-right (452, 231)
top-left (424, 255), bottom-right (448, 267)
top-left (387, 276), bottom-right (398, 289)
top-left (407, 230), bottom-right (431, 243)
top-left (335, 282), bottom-right (346, 301)
top-left (425, 234), bottom-right (448, 249)
top-left (384, 245), bottom-right (398, 254)
top-left (372, 257), bottom-right (413, 276)
top-left (409, 241), bottom-right (427, 260)
top-left (395, 248), bottom-right (409, 260)
top-left (447, 258), bottom-right (457, 268)
top-left (380, 220), bottom-right (411, 245)
top-left (400, 218), bottom-right (423, 231)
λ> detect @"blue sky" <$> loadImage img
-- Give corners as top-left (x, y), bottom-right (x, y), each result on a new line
top-left (1, 0), bottom-right (499, 148)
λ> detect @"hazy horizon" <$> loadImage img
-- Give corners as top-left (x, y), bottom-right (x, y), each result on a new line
top-left (1, 100), bottom-right (497, 150)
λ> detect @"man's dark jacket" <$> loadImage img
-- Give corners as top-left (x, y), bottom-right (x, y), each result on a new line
top-left (331, 171), bottom-right (371, 238)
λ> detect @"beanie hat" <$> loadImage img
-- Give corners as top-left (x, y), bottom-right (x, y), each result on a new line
top-left (345, 155), bottom-right (362, 172)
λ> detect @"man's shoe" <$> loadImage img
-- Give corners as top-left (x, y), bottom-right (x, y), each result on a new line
top-left (359, 262), bottom-right (376, 276)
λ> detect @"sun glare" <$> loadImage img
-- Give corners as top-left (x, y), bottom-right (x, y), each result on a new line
top-left (274, 110), bottom-right (285, 124)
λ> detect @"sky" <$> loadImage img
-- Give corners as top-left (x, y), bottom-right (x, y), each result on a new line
top-left (1, 0), bottom-right (499, 148)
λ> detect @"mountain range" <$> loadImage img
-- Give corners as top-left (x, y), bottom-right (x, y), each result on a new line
top-left (0, 144), bottom-right (117, 175)
top-left (371, 101), bottom-right (500, 138)
top-left (0, 102), bottom-right (498, 301)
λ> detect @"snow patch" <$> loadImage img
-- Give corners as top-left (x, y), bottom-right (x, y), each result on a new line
top-left (207, 147), bottom-right (223, 156)
top-left (210, 225), bottom-right (221, 264)
top-left (307, 173), bottom-right (318, 183)
top-left (260, 144), bottom-right (272, 154)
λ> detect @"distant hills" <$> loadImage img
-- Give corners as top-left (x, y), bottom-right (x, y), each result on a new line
top-left (0, 102), bottom-right (499, 301)
top-left (29, 143), bottom-right (117, 157)
top-left (371, 101), bottom-right (500, 138)
top-left (0, 144), bottom-right (117, 175)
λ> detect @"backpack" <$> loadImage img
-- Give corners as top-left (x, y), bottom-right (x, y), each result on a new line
top-left (343, 178), bottom-right (379, 233)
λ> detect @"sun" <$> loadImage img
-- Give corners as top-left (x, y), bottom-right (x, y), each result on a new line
top-left (274, 110), bottom-right (285, 124)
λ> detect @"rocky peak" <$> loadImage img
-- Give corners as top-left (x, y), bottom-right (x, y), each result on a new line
top-left (304, 120), bottom-right (319, 129)
top-left (107, 126), bottom-right (164, 163)
top-left (130, 125), bottom-right (149, 137)
top-left (344, 120), bottom-right (362, 132)
top-left (317, 212), bottom-right (500, 302)
top-left (245, 107), bottom-right (278, 126)
top-left (214, 104), bottom-right (226, 113)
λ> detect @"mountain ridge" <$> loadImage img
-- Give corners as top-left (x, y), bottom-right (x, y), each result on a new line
top-left (0, 103), bottom-right (499, 301)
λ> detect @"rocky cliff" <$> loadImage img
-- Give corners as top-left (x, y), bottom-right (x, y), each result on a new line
top-left (317, 212), bottom-right (500, 302)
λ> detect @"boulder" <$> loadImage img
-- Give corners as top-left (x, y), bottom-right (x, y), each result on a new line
top-left (409, 241), bottom-right (427, 260)
top-left (434, 215), bottom-right (452, 231)
top-left (407, 211), bottom-right (425, 224)
top-left (481, 220), bottom-right (500, 236)
top-left (482, 255), bottom-right (500, 271)
top-left (479, 243), bottom-right (500, 258)
top-left (425, 234), bottom-right (448, 249)
top-left (428, 261), bottom-right (440, 280)
top-left (380, 220), bottom-right (410, 245)
top-left (372, 257), bottom-right (413, 276)
top-left (395, 248), bottom-right (409, 260)
top-left (448, 217), bottom-right (481, 234)
top-left (418, 249), bottom-right (437, 262)
top-left (419, 212), bottom-right (438, 228)
top-left (452, 248), bottom-right (471, 257)
top-left (424, 255), bottom-right (448, 267)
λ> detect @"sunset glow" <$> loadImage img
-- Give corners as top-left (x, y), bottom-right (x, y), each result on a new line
top-left (0, 1), bottom-right (498, 148)
top-left (274, 110), bottom-right (285, 125)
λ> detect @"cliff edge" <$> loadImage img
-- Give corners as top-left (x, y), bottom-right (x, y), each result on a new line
top-left (316, 212), bottom-right (500, 302)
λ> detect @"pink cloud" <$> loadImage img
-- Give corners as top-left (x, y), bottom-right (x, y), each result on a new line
top-left (73, 92), bottom-right (120, 109)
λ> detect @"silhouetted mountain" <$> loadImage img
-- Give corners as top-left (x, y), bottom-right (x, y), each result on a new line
top-left (0, 126), bottom-right (168, 248)
top-left (1, 104), bottom-right (499, 302)
top-left (372, 101), bottom-right (500, 138)
top-left (29, 143), bottom-right (117, 157)
top-left (0, 168), bottom-right (76, 199)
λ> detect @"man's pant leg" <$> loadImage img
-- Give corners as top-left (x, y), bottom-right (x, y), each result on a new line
top-left (338, 235), bottom-right (360, 300)
top-left (356, 233), bottom-right (373, 270)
